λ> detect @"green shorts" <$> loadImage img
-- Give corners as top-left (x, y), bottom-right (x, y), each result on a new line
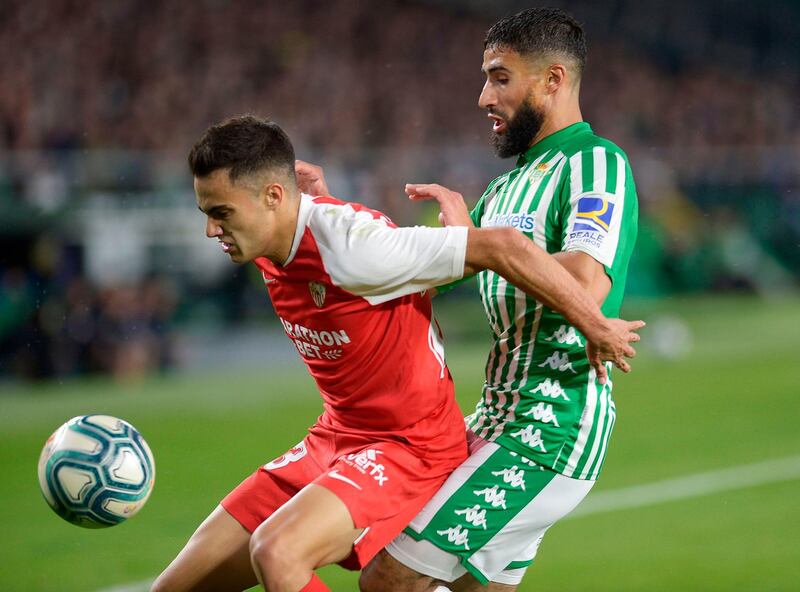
top-left (386, 431), bottom-right (595, 585)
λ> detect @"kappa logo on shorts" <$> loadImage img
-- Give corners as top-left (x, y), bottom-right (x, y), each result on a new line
top-left (344, 449), bottom-right (388, 486)
top-left (264, 442), bottom-right (307, 470)
top-left (491, 466), bottom-right (527, 490)
top-left (436, 524), bottom-right (471, 550)
top-left (472, 485), bottom-right (507, 509)
top-left (454, 504), bottom-right (487, 529)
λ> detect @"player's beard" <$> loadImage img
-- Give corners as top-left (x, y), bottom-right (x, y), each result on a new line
top-left (490, 95), bottom-right (545, 159)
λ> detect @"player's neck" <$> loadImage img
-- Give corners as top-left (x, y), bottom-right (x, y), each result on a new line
top-left (266, 194), bottom-right (302, 266)
top-left (529, 103), bottom-right (583, 148)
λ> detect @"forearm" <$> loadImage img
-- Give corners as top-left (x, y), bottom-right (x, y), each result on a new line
top-left (465, 228), bottom-right (611, 342)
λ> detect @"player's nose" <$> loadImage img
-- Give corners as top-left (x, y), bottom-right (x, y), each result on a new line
top-left (478, 81), bottom-right (495, 110)
top-left (205, 218), bottom-right (222, 238)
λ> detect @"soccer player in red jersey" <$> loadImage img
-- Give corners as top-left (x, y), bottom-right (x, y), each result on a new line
top-left (150, 116), bottom-right (641, 592)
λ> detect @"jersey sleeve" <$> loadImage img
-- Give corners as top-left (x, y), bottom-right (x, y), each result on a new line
top-left (433, 193), bottom-right (488, 296)
top-left (560, 145), bottom-right (634, 282)
top-left (310, 203), bottom-right (468, 305)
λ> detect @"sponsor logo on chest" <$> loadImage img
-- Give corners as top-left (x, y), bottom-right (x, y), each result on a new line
top-left (484, 211), bottom-right (536, 232)
top-left (279, 316), bottom-right (350, 360)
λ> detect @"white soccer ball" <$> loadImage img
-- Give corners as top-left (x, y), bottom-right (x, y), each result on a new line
top-left (38, 415), bottom-right (156, 528)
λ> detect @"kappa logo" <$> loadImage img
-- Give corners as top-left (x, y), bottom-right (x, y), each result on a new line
top-left (574, 195), bottom-right (615, 234)
top-left (523, 402), bottom-right (561, 427)
top-left (544, 325), bottom-right (584, 347)
top-left (491, 466), bottom-right (527, 490)
top-left (309, 281), bottom-right (326, 308)
top-left (510, 425), bottom-right (548, 452)
top-left (454, 505), bottom-right (488, 529)
top-left (473, 485), bottom-right (507, 509)
top-left (532, 378), bottom-right (571, 401)
top-left (538, 351), bottom-right (577, 373)
top-left (264, 441), bottom-right (307, 470)
top-left (436, 524), bottom-right (471, 550)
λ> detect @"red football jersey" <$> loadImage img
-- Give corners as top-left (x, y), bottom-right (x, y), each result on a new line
top-left (255, 195), bottom-right (468, 444)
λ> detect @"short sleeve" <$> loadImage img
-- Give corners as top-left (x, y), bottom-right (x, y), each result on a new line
top-left (561, 146), bottom-right (630, 272)
top-left (434, 195), bottom-right (488, 296)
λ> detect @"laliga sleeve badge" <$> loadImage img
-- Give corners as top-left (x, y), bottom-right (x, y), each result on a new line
top-left (309, 281), bottom-right (326, 308)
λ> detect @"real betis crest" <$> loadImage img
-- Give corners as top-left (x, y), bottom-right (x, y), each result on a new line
top-left (309, 281), bottom-right (326, 308)
top-left (529, 162), bottom-right (551, 181)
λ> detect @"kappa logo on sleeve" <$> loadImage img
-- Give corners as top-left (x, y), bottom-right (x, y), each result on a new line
top-left (573, 195), bottom-right (614, 234)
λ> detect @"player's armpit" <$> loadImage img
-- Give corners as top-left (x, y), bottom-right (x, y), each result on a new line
top-left (552, 251), bottom-right (611, 305)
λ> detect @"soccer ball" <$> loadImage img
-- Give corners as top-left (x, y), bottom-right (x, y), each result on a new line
top-left (37, 415), bottom-right (156, 528)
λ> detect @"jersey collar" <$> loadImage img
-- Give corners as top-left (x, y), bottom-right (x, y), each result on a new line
top-left (516, 122), bottom-right (592, 167)
top-left (281, 194), bottom-right (314, 267)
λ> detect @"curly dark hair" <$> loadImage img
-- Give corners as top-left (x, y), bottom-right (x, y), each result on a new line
top-left (485, 8), bottom-right (587, 76)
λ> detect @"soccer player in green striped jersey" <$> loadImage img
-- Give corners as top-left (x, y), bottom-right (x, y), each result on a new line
top-left (356, 8), bottom-right (641, 592)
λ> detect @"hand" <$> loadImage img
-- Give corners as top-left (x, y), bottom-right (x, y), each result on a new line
top-left (585, 319), bottom-right (645, 385)
top-left (295, 160), bottom-right (329, 196)
top-left (405, 183), bottom-right (473, 227)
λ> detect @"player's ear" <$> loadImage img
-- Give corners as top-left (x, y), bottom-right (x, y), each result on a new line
top-left (260, 182), bottom-right (285, 209)
top-left (546, 63), bottom-right (567, 93)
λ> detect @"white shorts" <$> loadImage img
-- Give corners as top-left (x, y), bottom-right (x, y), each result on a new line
top-left (385, 432), bottom-right (595, 586)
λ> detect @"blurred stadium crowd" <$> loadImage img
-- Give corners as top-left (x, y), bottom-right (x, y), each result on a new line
top-left (1, 0), bottom-right (797, 379)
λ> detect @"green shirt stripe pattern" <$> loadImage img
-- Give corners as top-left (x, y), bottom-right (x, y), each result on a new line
top-left (465, 122), bottom-right (638, 480)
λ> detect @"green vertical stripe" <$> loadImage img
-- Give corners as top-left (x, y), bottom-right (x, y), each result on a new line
top-left (605, 150), bottom-right (618, 194)
top-left (581, 149), bottom-right (594, 194)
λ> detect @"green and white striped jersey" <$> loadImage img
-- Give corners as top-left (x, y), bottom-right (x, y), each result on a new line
top-left (462, 122), bottom-right (638, 480)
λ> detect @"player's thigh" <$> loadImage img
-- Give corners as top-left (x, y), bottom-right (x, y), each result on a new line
top-left (251, 482), bottom-right (363, 569)
top-left (151, 505), bottom-right (256, 592)
top-left (451, 572), bottom-right (516, 592)
top-left (360, 549), bottom-right (442, 592)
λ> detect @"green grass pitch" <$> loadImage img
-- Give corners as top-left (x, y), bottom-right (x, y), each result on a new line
top-left (1, 296), bottom-right (798, 591)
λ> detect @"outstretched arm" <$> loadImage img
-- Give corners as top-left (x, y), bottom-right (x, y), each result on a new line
top-left (464, 226), bottom-right (644, 383)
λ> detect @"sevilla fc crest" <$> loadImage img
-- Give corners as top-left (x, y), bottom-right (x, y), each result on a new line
top-left (309, 281), bottom-right (326, 308)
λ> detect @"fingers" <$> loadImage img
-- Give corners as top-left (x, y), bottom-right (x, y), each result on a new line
top-left (615, 357), bottom-right (631, 373)
top-left (405, 183), bottom-right (460, 201)
top-left (628, 320), bottom-right (646, 331)
top-left (295, 159), bottom-right (321, 177)
top-left (593, 358), bottom-right (608, 385)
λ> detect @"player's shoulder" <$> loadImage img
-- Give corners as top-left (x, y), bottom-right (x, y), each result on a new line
top-left (306, 195), bottom-right (396, 230)
top-left (565, 130), bottom-right (630, 164)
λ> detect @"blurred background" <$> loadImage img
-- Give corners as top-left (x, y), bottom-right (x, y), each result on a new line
top-left (1, 1), bottom-right (798, 590)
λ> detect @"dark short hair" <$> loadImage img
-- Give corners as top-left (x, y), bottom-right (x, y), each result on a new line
top-left (485, 8), bottom-right (587, 76)
top-left (188, 115), bottom-right (296, 183)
